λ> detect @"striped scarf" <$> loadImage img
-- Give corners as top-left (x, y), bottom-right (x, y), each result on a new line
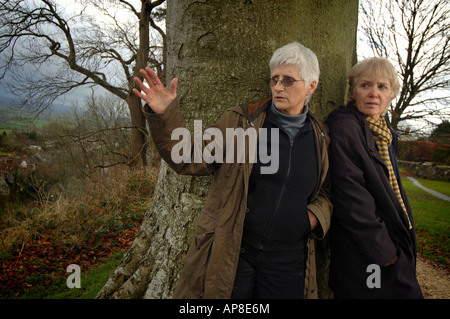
top-left (366, 116), bottom-right (412, 229)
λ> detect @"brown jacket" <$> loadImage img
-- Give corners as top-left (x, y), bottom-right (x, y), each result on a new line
top-left (144, 98), bottom-right (332, 299)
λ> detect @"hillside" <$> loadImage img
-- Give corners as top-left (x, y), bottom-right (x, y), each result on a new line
top-left (0, 99), bottom-right (69, 131)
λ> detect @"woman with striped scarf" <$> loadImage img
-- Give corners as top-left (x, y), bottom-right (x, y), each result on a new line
top-left (326, 58), bottom-right (423, 298)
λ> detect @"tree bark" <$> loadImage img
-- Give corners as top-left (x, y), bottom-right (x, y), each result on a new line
top-left (96, 0), bottom-right (358, 299)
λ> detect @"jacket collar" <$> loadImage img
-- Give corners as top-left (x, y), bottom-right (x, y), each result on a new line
top-left (346, 102), bottom-right (399, 139)
top-left (239, 98), bottom-right (271, 121)
top-left (344, 102), bottom-right (402, 174)
top-left (238, 98), bottom-right (326, 137)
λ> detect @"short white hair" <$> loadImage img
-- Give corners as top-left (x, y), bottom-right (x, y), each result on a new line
top-left (269, 42), bottom-right (320, 104)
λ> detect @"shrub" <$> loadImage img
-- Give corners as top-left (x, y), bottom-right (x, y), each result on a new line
top-left (0, 165), bottom-right (158, 252)
top-left (432, 148), bottom-right (450, 165)
top-left (398, 140), bottom-right (450, 163)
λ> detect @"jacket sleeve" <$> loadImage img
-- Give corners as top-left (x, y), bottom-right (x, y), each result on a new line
top-left (328, 117), bottom-right (397, 266)
top-left (143, 99), bottom-right (219, 176)
top-left (307, 121), bottom-right (333, 240)
top-left (307, 169), bottom-right (332, 240)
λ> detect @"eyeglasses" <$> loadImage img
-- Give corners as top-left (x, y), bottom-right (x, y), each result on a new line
top-left (268, 76), bottom-right (304, 88)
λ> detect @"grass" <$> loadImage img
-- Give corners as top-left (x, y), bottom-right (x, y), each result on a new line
top-left (22, 251), bottom-right (125, 299)
top-left (414, 177), bottom-right (450, 197)
top-left (0, 104), bottom-right (55, 131)
top-left (402, 176), bottom-right (450, 267)
top-left (0, 129), bottom-right (12, 135)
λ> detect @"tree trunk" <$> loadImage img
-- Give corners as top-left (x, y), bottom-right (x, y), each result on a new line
top-left (96, 0), bottom-right (358, 299)
top-left (128, 0), bottom-right (165, 167)
top-left (127, 95), bottom-right (148, 167)
top-left (126, 1), bottom-right (152, 168)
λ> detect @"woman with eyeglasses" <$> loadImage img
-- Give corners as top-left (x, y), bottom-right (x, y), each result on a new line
top-left (326, 58), bottom-right (423, 298)
top-left (133, 42), bottom-right (332, 299)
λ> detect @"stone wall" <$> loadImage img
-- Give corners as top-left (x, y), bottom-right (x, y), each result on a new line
top-left (399, 160), bottom-right (450, 182)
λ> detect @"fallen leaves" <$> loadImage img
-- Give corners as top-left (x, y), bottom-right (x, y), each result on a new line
top-left (0, 223), bottom-right (141, 298)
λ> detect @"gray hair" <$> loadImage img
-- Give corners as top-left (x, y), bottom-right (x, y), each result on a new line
top-left (269, 42), bottom-right (320, 103)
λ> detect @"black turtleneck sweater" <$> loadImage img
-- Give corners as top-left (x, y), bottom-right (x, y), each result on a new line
top-left (242, 102), bottom-right (318, 251)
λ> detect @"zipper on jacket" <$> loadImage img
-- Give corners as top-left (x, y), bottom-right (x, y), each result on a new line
top-left (258, 138), bottom-right (294, 250)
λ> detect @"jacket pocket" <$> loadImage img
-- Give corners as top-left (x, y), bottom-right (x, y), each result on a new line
top-left (184, 210), bottom-right (218, 298)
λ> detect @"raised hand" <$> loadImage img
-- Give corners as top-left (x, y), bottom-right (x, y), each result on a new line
top-left (133, 67), bottom-right (178, 114)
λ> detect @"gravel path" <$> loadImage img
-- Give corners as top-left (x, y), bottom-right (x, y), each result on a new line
top-left (416, 255), bottom-right (449, 299)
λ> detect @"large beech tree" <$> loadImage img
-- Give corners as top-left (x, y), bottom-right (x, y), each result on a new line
top-left (96, 0), bottom-right (359, 299)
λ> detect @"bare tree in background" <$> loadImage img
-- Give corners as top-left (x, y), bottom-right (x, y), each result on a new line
top-left (0, 0), bottom-right (166, 167)
top-left (359, 0), bottom-right (450, 133)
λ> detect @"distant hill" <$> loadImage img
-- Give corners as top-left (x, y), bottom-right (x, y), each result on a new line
top-left (0, 96), bottom-right (70, 130)
top-left (0, 95), bottom-right (71, 113)
top-left (0, 95), bottom-right (17, 108)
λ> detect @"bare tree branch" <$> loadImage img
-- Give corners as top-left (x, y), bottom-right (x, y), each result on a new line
top-left (0, 0), bottom-right (167, 166)
top-left (359, 0), bottom-right (450, 133)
